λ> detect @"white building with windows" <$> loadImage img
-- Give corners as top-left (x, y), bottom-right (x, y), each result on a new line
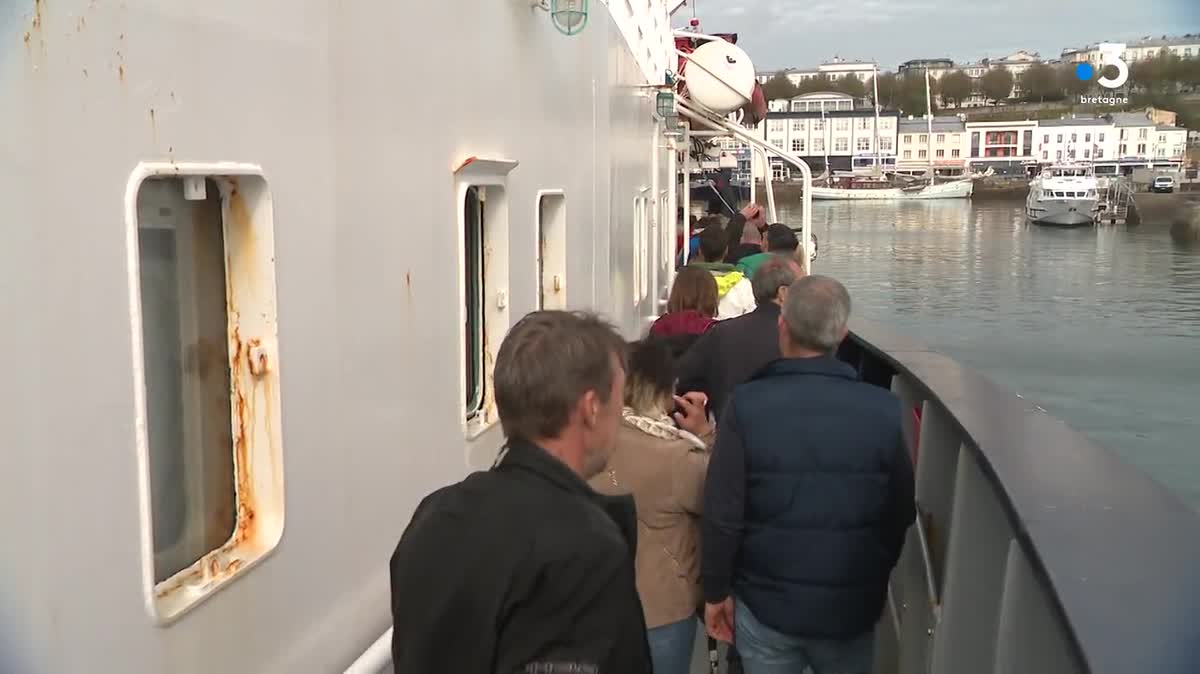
top-left (1152, 126), bottom-right (1188, 161)
top-left (1036, 118), bottom-right (1114, 164)
top-left (758, 57), bottom-right (879, 88)
top-left (1110, 111), bottom-right (1158, 162)
top-left (754, 92), bottom-right (899, 178)
top-left (1062, 35), bottom-right (1200, 65)
top-left (896, 117), bottom-right (969, 175)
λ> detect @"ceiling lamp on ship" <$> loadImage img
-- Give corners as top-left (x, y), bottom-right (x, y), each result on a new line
top-left (531, 0), bottom-right (587, 35)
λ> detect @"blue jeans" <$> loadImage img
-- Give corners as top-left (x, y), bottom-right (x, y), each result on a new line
top-left (734, 599), bottom-right (874, 674)
top-left (647, 616), bottom-right (698, 674)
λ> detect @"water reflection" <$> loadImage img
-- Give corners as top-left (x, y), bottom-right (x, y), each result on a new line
top-left (776, 199), bottom-right (1200, 506)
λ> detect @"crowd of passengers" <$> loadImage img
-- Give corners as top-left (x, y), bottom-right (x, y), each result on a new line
top-left (389, 203), bottom-right (917, 674)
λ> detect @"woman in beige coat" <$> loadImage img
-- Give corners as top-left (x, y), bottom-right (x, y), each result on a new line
top-left (589, 338), bottom-right (715, 674)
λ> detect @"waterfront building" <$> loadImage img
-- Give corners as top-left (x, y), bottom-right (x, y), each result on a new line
top-left (964, 120), bottom-right (1039, 175)
top-left (896, 116), bottom-right (968, 176)
top-left (1098, 111), bottom-right (1187, 174)
top-left (1062, 34), bottom-right (1200, 65)
top-left (1036, 118), bottom-right (1113, 164)
top-left (753, 91), bottom-right (899, 178)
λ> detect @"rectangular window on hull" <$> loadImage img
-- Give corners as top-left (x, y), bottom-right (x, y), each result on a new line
top-left (137, 178), bottom-right (236, 585)
top-left (455, 159), bottom-right (515, 436)
top-left (131, 166), bottom-right (285, 624)
top-left (633, 196), bottom-right (648, 304)
top-left (465, 187), bottom-right (485, 418)
top-left (538, 193), bottom-right (567, 311)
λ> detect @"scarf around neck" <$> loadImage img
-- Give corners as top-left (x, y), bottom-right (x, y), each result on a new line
top-left (621, 407), bottom-right (706, 450)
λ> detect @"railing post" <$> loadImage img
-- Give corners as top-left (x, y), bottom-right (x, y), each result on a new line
top-left (929, 449), bottom-right (1014, 674)
top-left (993, 540), bottom-right (1087, 674)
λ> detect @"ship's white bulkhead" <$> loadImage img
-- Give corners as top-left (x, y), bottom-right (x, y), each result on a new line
top-left (0, 1), bottom-right (677, 671)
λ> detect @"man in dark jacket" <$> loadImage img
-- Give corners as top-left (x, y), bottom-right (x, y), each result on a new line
top-left (701, 276), bottom-right (916, 674)
top-left (389, 311), bottom-right (653, 674)
top-left (675, 255), bottom-right (804, 419)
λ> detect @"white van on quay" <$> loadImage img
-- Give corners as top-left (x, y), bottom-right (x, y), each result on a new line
top-left (1151, 175), bottom-right (1176, 194)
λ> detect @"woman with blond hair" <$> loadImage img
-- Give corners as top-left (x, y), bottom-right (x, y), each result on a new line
top-left (589, 338), bottom-right (714, 674)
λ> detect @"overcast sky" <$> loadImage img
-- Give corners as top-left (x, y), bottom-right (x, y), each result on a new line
top-left (674, 0), bottom-right (1200, 71)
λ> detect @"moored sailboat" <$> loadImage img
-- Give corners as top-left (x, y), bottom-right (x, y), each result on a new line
top-left (809, 66), bottom-right (972, 200)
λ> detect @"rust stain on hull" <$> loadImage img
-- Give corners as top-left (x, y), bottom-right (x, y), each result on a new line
top-left (155, 177), bottom-right (282, 605)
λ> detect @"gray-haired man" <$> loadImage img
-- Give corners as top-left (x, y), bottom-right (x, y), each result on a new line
top-left (676, 254), bottom-right (805, 420)
top-left (702, 276), bottom-right (916, 674)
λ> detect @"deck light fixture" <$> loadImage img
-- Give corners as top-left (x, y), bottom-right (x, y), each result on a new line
top-left (549, 0), bottom-right (588, 35)
top-left (656, 90), bottom-right (677, 123)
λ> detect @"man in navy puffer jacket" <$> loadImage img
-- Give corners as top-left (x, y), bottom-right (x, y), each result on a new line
top-left (701, 275), bottom-right (916, 674)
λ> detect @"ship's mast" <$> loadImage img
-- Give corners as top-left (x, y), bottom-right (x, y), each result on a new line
top-left (872, 64), bottom-right (881, 175)
top-left (925, 68), bottom-right (934, 184)
top-left (822, 108), bottom-right (829, 179)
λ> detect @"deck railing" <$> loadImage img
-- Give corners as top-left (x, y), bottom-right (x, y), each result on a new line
top-left (841, 320), bottom-right (1200, 674)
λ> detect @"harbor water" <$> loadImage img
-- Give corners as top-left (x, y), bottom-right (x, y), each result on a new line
top-left (775, 199), bottom-right (1200, 506)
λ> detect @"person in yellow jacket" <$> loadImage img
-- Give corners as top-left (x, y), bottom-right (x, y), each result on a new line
top-left (691, 225), bottom-right (756, 319)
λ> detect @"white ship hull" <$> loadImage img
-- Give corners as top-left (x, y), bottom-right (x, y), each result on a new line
top-left (0, 2), bottom-right (675, 673)
top-left (1026, 198), bottom-right (1100, 226)
top-left (1026, 164), bottom-right (1101, 227)
top-left (810, 179), bottom-right (973, 200)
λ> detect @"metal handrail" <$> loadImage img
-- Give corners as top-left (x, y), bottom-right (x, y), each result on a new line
top-left (343, 627), bottom-right (392, 674)
top-left (676, 100), bottom-right (813, 275)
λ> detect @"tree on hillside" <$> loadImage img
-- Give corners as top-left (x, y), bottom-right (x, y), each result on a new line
top-left (834, 74), bottom-right (867, 100)
top-left (761, 73), bottom-right (800, 102)
top-left (796, 74), bottom-right (833, 94)
top-left (979, 68), bottom-right (1015, 104)
top-left (1020, 63), bottom-right (1062, 102)
top-left (1058, 63), bottom-right (1091, 98)
top-left (868, 73), bottom-right (899, 109)
top-left (897, 72), bottom-right (934, 116)
top-left (938, 71), bottom-right (972, 108)
top-left (1131, 50), bottom-right (1184, 96)
top-left (1174, 56), bottom-right (1200, 91)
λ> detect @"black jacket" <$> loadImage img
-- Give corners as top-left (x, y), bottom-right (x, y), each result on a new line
top-left (702, 357), bottom-right (916, 639)
top-left (389, 440), bottom-right (653, 673)
top-left (675, 302), bottom-right (782, 419)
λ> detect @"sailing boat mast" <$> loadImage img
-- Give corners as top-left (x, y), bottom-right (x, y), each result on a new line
top-left (924, 68), bottom-right (934, 184)
top-left (872, 64), bottom-right (881, 175)
top-left (822, 108), bottom-right (829, 180)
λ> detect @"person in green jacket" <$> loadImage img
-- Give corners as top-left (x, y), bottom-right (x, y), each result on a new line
top-left (737, 223), bottom-right (800, 280)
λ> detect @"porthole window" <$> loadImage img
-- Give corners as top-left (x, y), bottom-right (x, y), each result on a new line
top-left (128, 164), bottom-right (285, 624)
